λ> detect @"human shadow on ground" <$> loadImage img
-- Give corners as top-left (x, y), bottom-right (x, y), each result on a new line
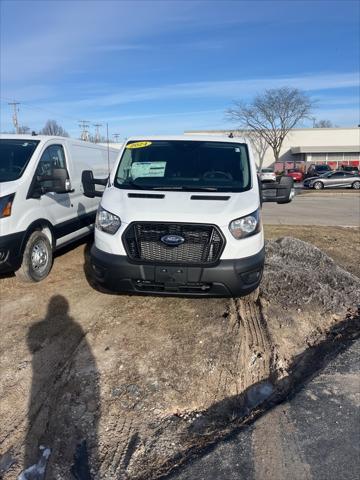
top-left (23, 295), bottom-right (100, 479)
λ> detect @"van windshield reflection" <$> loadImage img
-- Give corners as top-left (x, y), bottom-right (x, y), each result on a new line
top-left (0, 139), bottom-right (40, 182)
top-left (115, 140), bottom-right (251, 192)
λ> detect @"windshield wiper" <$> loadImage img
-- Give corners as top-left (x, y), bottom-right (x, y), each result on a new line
top-left (118, 179), bottom-right (148, 189)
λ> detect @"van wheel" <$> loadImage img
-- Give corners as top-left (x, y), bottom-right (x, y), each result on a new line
top-left (16, 231), bottom-right (53, 282)
top-left (352, 181), bottom-right (360, 189)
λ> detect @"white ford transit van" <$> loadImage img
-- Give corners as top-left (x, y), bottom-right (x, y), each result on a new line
top-left (82, 136), bottom-right (293, 296)
top-left (0, 134), bottom-right (119, 281)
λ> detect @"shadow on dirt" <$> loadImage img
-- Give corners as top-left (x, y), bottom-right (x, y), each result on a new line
top-left (22, 295), bottom-right (99, 479)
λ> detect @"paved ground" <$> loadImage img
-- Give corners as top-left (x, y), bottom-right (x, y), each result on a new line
top-left (167, 338), bottom-right (360, 480)
top-left (262, 195), bottom-right (360, 226)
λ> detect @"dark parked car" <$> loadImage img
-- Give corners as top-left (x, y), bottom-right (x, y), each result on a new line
top-left (304, 164), bottom-right (332, 178)
top-left (303, 171), bottom-right (360, 189)
top-left (341, 165), bottom-right (359, 175)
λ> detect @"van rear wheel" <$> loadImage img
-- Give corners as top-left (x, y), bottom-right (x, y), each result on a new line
top-left (16, 231), bottom-right (53, 282)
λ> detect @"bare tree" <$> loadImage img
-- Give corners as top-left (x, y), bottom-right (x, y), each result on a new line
top-left (313, 119), bottom-right (333, 128)
top-left (246, 130), bottom-right (269, 171)
top-left (88, 133), bottom-right (107, 143)
top-left (227, 87), bottom-right (313, 162)
top-left (40, 120), bottom-right (69, 137)
top-left (18, 125), bottom-right (31, 134)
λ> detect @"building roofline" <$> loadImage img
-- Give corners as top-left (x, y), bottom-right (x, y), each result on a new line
top-left (185, 127), bottom-right (360, 133)
top-left (291, 145), bottom-right (360, 154)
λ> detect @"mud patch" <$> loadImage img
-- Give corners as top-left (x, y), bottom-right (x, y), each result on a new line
top-left (0, 238), bottom-right (359, 480)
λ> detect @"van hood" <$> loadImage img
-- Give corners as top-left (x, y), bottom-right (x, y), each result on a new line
top-left (101, 187), bottom-right (260, 227)
top-left (0, 180), bottom-right (18, 197)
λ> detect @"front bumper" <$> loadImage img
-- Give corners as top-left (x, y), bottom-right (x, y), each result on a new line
top-left (90, 246), bottom-right (265, 297)
top-left (0, 231), bottom-right (24, 273)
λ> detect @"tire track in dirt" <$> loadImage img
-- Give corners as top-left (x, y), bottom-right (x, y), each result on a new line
top-left (211, 294), bottom-right (272, 406)
top-left (99, 416), bottom-right (136, 478)
top-left (234, 295), bottom-right (272, 391)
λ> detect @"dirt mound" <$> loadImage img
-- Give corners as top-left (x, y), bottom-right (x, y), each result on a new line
top-left (1, 238), bottom-right (359, 480)
top-left (263, 237), bottom-right (359, 309)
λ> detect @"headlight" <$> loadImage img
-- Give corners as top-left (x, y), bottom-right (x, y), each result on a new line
top-left (229, 209), bottom-right (261, 239)
top-left (95, 206), bottom-right (121, 234)
top-left (0, 193), bottom-right (15, 219)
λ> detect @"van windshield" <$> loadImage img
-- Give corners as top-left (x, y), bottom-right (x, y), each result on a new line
top-left (0, 139), bottom-right (40, 182)
top-left (114, 140), bottom-right (251, 192)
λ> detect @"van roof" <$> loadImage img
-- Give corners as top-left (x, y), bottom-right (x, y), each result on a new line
top-left (0, 134), bottom-right (119, 149)
top-left (125, 134), bottom-right (248, 143)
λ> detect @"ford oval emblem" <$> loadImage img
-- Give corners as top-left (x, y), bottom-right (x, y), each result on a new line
top-left (161, 234), bottom-right (185, 246)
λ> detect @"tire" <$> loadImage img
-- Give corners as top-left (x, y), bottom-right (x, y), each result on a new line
top-left (313, 181), bottom-right (324, 190)
top-left (352, 181), bottom-right (360, 189)
top-left (15, 230), bottom-right (53, 282)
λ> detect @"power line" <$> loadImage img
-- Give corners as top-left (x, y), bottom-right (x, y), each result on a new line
top-left (8, 101), bottom-right (20, 133)
top-left (93, 123), bottom-right (102, 143)
top-left (1, 96), bottom-right (79, 123)
top-left (79, 120), bottom-right (90, 141)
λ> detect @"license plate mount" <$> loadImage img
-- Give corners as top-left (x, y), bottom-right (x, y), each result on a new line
top-left (155, 266), bottom-right (187, 284)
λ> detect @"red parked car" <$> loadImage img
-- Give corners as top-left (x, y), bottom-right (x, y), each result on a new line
top-left (286, 169), bottom-right (304, 182)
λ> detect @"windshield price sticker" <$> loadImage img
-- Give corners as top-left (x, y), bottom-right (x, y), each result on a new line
top-left (131, 161), bottom-right (166, 178)
top-left (126, 141), bottom-right (152, 149)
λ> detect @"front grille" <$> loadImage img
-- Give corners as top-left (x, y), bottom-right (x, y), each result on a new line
top-left (123, 222), bottom-right (225, 265)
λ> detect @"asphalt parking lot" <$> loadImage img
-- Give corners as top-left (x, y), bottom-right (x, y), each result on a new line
top-left (169, 337), bottom-right (360, 480)
top-left (262, 194), bottom-right (360, 226)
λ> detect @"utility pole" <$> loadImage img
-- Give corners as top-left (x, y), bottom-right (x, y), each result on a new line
top-left (93, 123), bottom-right (102, 143)
top-left (113, 133), bottom-right (121, 143)
top-left (8, 101), bottom-right (20, 133)
top-left (79, 120), bottom-right (90, 141)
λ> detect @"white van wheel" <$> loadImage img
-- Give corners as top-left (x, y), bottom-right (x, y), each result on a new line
top-left (16, 231), bottom-right (53, 282)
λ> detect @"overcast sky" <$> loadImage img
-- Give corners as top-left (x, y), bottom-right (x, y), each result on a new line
top-left (0, 0), bottom-right (359, 139)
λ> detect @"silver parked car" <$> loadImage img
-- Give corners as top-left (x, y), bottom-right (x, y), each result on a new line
top-left (260, 168), bottom-right (276, 182)
top-left (303, 171), bottom-right (360, 189)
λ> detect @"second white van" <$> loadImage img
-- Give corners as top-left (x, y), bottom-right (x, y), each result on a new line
top-left (0, 134), bottom-right (119, 281)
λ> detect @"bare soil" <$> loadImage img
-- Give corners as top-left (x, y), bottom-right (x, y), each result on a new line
top-left (0, 228), bottom-right (359, 479)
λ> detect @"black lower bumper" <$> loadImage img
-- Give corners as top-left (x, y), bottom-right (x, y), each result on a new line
top-left (90, 246), bottom-right (265, 297)
top-left (0, 231), bottom-right (24, 273)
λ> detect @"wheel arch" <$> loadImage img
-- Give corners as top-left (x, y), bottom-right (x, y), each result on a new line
top-left (20, 220), bottom-right (55, 255)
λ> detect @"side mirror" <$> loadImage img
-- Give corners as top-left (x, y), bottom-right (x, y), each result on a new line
top-left (261, 176), bottom-right (295, 204)
top-left (51, 168), bottom-right (71, 193)
top-left (82, 170), bottom-right (107, 198)
top-left (36, 168), bottom-right (72, 194)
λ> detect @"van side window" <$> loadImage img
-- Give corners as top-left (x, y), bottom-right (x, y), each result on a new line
top-left (37, 144), bottom-right (67, 177)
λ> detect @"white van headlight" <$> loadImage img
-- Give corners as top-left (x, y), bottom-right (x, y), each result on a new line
top-left (96, 206), bottom-right (121, 234)
top-left (0, 193), bottom-right (15, 219)
top-left (229, 209), bottom-right (261, 239)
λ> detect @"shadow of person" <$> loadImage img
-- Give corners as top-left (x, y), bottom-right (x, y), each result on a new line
top-left (23, 295), bottom-right (99, 479)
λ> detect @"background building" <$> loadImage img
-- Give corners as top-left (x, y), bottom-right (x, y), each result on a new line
top-left (185, 127), bottom-right (360, 172)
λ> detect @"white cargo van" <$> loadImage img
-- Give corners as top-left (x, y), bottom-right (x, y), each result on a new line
top-left (82, 136), bottom-right (293, 296)
top-left (0, 134), bottom-right (119, 281)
